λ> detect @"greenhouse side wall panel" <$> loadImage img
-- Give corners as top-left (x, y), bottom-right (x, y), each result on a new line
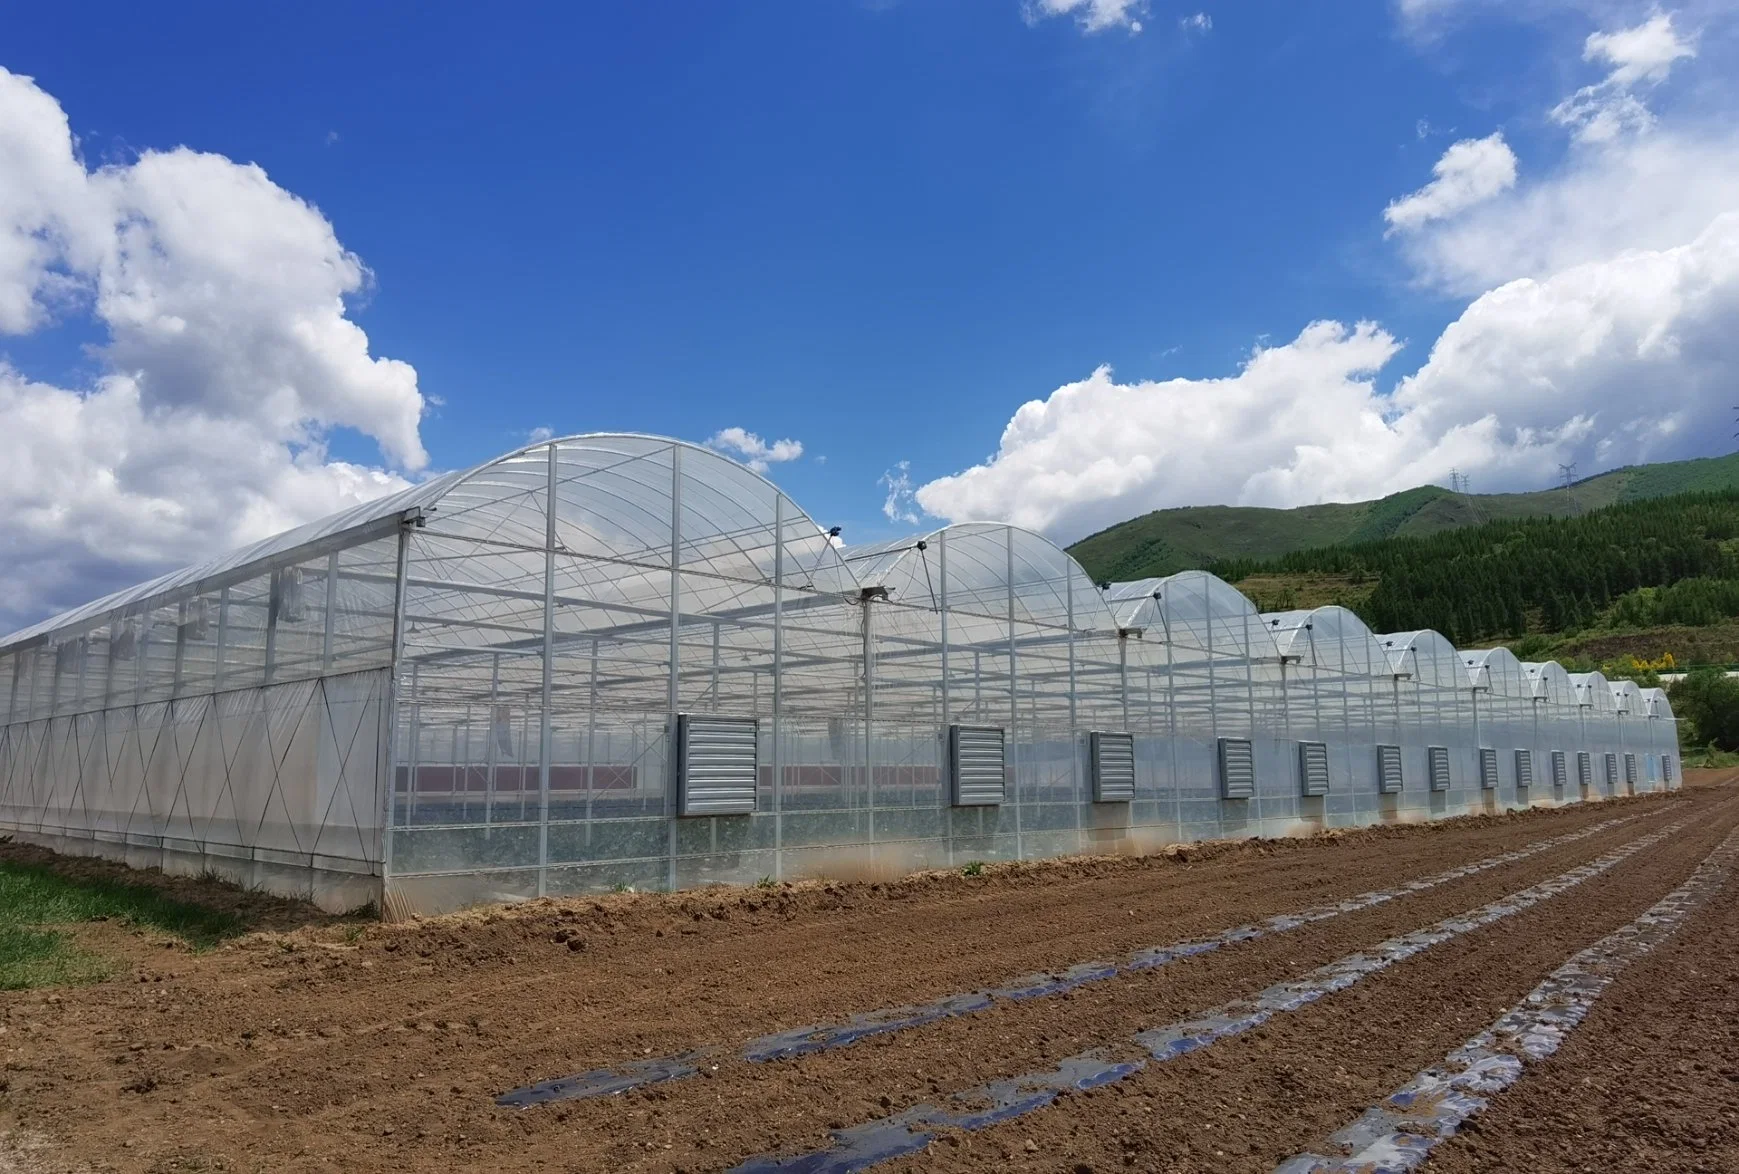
top-left (0, 669), bottom-right (387, 911)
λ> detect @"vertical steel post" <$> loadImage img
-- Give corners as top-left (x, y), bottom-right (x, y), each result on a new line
top-left (407, 662), bottom-right (421, 824)
top-left (772, 494), bottom-right (784, 878)
top-left (585, 638), bottom-right (599, 838)
top-left (213, 588), bottom-right (230, 693)
top-left (263, 575), bottom-right (278, 686)
top-left (5, 655), bottom-right (19, 728)
top-left (456, 713), bottom-right (469, 823)
top-left (710, 621), bottom-right (721, 711)
top-left (1007, 528), bottom-right (1022, 859)
top-left (170, 609), bottom-right (186, 698)
top-left (379, 521), bottom-right (412, 901)
top-left (1161, 608), bottom-right (1181, 836)
top-left (101, 622), bottom-right (119, 709)
top-left (939, 531), bottom-right (950, 726)
top-left (322, 551), bottom-right (340, 672)
top-left (74, 633), bottom-right (90, 706)
top-left (666, 444), bottom-right (682, 891)
top-left (862, 593), bottom-right (875, 847)
top-left (1067, 569), bottom-right (1079, 838)
top-left (537, 443), bottom-right (557, 897)
top-left (937, 529), bottom-right (951, 866)
top-left (484, 653), bottom-right (500, 832)
top-left (134, 621), bottom-right (151, 709)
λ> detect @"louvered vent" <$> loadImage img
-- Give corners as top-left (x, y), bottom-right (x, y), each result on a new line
top-left (1090, 732), bottom-right (1137, 803)
top-left (1663, 754), bottom-right (1675, 783)
top-left (1479, 748), bottom-right (1499, 790)
top-left (1298, 741), bottom-right (1330, 798)
top-left (675, 714), bottom-right (758, 816)
top-left (1577, 751), bottom-right (1593, 790)
top-left (1377, 744), bottom-right (1404, 794)
top-left (1428, 746), bottom-right (1451, 792)
top-left (1603, 752), bottom-right (1619, 788)
top-left (1515, 749), bottom-right (1533, 790)
top-left (949, 725), bottom-right (1006, 807)
top-left (1550, 750), bottom-right (1568, 790)
top-left (1218, 738), bottom-right (1256, 800)
top-left (1623, 753), bottom-right (1638, 786)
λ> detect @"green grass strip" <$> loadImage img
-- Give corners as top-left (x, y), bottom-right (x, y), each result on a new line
top-left (0, 859), bottom-right (247, 989)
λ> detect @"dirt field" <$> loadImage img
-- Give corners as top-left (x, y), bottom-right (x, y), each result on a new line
top-left (4, 776), bottom-right (1738, 1173)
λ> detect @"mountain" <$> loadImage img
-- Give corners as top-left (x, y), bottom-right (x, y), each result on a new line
top-left (1065, 452), bottom-right (1739, 583)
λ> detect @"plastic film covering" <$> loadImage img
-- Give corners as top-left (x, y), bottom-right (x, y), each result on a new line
top-left (1524, 660), bottom-right (1585, 799)
top-left (0, 429), bottom-right (1654, 915)
top-left (1266, 607), bottom-right (1393, 823)
top-left (1464, 648), bottom-right (1536, 806)
top-left (1108, 572), bottom-right (1288, 840)
top-left (1380, 631), bottom-right (1480, 813)
top-left (1569, 672), bottom-right (1622, 794)
top-left (1642, 687), bottom-right (1679, 789)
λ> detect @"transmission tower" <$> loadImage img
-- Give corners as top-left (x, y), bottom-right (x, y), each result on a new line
top-left (1557, 462), bottom-right (1580, 516)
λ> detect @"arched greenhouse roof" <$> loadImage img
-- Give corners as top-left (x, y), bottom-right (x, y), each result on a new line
top-left (1522, 660), bottom-right (1577, 706)
top-left (1569, 671), bottom-right (1620, 715)
top-left (1262, 606), bottom-right (1390, 676)
top-left (1643, 686), bottom-right (1675, 721)
top-left (1, 433), bottom-right (860, 658)
top-left (1376, 629), bottom-right (1465, 688)
top-left (1461, 647), bottom-right (1530, 696)
top-left (839, 523), bottom-right (1118, 633)
top-left (1609, 678), bottom-right (1646, 715)
top-left (1104, 571), bottom-right (1278, 662)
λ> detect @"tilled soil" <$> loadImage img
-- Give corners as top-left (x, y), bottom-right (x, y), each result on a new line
top-left (1429, 803), bottom-right (1739, 1173)
top-left (0, 779), bottom-right (1734, 1173)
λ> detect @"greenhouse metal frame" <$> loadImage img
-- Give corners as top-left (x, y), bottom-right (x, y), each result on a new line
top-left (0, 434), bottom-right (1680, 914)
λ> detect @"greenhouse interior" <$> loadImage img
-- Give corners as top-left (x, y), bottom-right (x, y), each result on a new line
top-left (0, 434), bottom-right (1681, 915)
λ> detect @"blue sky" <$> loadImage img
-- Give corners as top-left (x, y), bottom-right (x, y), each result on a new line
top-left (2, 1), bottom-right (1738, 624)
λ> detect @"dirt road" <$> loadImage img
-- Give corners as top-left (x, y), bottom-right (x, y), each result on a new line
top-left (4, 777), bottom-right (1737, 1173)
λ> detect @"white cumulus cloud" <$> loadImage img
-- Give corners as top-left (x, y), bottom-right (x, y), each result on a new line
top-left (1026, 0), bottom-right (1147, 35)
top-left (0, 67), bottom-right (425, 629)
top-left (1394, 127), bottom-right (1739, 297)
top-left (1385, 133), bottom-right (1519, 232)
top-left (1550, 10), bottom-right (1697, 143)
top-left (918, 207), bottom-right (1739, 540)
top-left (1586, 9), bottom-right (1698, 85)
top-left (704, 427), bottom-right (804, 474)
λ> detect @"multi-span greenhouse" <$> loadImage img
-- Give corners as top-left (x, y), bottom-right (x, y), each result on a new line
top-left (0, 435), bottom-right (1680, 914)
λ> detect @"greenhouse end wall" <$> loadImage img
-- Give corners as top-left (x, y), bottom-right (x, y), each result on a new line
top-left (0, 434), bottom-right (1682, 916)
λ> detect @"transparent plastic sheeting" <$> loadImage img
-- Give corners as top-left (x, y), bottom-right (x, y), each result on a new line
top-left (0, 435), bottom-right (1680, 914)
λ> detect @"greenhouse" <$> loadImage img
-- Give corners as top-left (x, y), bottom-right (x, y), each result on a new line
top-left (0, 434), bottom-right (1680, 914)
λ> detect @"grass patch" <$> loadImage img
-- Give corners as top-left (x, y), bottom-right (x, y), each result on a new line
top-left (0, 926), bottom-right (113, 989)
top-left (0, 859), bottom-right (246, 990)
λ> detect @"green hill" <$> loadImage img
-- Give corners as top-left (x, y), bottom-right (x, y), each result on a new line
top-left (1066, 452), bottom-right (1739, 583)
